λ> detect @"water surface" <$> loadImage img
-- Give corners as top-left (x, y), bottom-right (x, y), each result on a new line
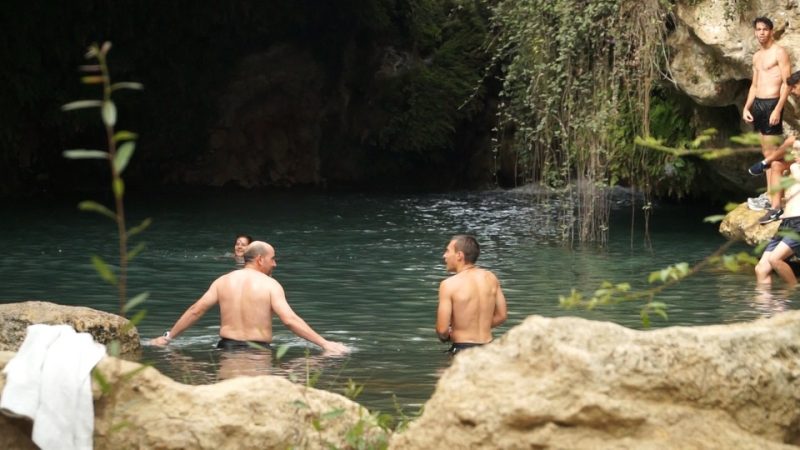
top-left (0, 190), bottom-right (792, 412)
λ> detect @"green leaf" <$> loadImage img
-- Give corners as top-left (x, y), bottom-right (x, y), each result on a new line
top-left (648, 270), bottom-right (661, 284)
top-left (110, 421), bottom-right (132, 433)
top-left (102, 101), bottom-right (117, 127)
top-left (123, 292), bottom-right (149, 314)
top-left (113, 130), bottom-right (138, 143)
top-left (123, 308), bottom-right (147, 330)
top-left (114, 142), bottom-right (135, 174)
top-left (63, 149), bottom-right (108, 160)
top-left (91, 254), bottom-right (117, 285)
top-left (292, 400), bottom-right (309, 409)
top-left (92, 369), bottom-right (111, 394)
top-left (703, 215), bottom-right (725, 224)
top-left (81, 76), bottom-right (104, 85)
top-left (275, 344), bottom-right (290, 361)
top-left (127, 217), bottom-right (152, 239)
top-left (127, 242), bottom-right (146, 260)
top-left (113, 178), bottom-right (125, 199)
top-left (78, 200), bottom-right (116, 221)
top-left (321, 408), bottom-right (345, 420)
top-left (111, 82), bottom-right (144, 91)
top-left (61, 100), bottom-right (102, 111)
top-left (107, 340), bottom-right (121, 357)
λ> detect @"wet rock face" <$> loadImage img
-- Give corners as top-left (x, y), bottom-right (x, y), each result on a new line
top-left (0, 301), bottom-right (140, 355)
top-left (390, 312), bottom-right (800, 449)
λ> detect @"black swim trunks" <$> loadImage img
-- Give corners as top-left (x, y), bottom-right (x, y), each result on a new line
top-left (216, 337), bottom-right (271, 350)
top-left (752, 97), bottom-right (783, 135)
top-left (765, 216), bottom-right (800, 254)
top-left (446, 342), bottom-right (485, 355)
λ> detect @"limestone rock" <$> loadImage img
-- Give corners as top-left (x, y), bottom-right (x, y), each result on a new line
top-left (390, 313), bottom-right (800, 449)
top-left (0, 301), bottom-right (140, 355)
top-left (0, 352), bottom-right (387, 449)
top-left (671, 1), bottom-right (800, 130)
top-left (719, 202), bottom-right (780, 245)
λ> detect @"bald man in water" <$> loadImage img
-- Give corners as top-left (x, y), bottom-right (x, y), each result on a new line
top-left (436, 235), bottom-right (507, 354)
top-left (151, 241), bottom-right (348, 354)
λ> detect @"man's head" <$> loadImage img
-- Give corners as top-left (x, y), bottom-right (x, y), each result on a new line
top-left (753, 17), bottom-right (774, 46)
top-left (244, 241), bottom-right (277, 275)
top-left (443, 235), bottom-right (480, 271)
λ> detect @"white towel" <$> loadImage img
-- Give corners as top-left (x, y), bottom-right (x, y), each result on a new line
top-left (1, 324), bottom-right (106, 450)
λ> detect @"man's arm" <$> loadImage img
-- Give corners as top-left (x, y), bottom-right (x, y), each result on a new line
top-left (150, 282), bottom-right (219, 345)
top-left (766, 135), bottom-right (795, 164)
top-left (770, 47), bottom-right (792, 125)
top-left (743, 56), bottom-right (758, 123)
top-left (491, 277), bottom-right (508, 328)
top-left (270, 282), bottom-right (347, 353)
top-left (436, 280), bottom-right (452, 342)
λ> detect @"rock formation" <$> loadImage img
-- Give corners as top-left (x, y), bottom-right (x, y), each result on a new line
top-left (0, 352), bottom-right (386, 449)
top-left (390, 312), bottom-right (800, 449)
top-left (670, 1), bottom-right (800, 129)
top-left (719, 202), bottom-right (780, 245)
top-left (0, 301), bottom-right (140, 355)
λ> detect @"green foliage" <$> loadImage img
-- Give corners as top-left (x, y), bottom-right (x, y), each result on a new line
top-left (62, 42), bottom-right (150, 318)
top-left (376, 0), bottom-right (489, 159)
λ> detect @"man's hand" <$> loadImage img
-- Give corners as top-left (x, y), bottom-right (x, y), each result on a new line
top-left (743, 109), bottom-right (753, 123)
top-left (321, 341), bottom-right (350, 356)
top-left (150, 336), bottom-right (170, 346)
top-left (770, 109), bottom-right (782, 126)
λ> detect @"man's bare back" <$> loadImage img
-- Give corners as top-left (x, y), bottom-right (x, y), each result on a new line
top-left (437, 236), bottom-right (507, 350)
top-left (439, 267), bottom-right (504, 343)
top-left (151, 241), bottom-right (348, 354)
top-left (214, 268), bottom-right (278, 341)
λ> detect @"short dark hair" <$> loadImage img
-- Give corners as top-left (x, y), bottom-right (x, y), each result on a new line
top-left (235, 234), bottom-right (253, 245)
top-left (789, 71), bottom-right (800, 86)
top-left (451, 234), bottom-right (480, 264)
top-left (753, 17), bottom-right (774, 30)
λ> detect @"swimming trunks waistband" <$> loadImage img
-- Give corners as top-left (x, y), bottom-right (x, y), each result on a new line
top-left (446, 342), bottom-right (487, 355)
top-left (217, 337), bottom-right (271, 350)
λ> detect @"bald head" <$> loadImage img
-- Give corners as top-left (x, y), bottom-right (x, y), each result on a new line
top-left (243, 241), bottom-right (274, 264)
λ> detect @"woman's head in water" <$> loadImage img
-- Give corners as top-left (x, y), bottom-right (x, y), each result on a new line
top-left (233, 234), bottom-right (253, 263)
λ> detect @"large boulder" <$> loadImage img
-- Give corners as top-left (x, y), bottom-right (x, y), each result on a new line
top-left (0, 352), bottom-right (387, 449)
top-left (719, 202), bottom-right (780, 245)
top-left (390, 312), bottom-right (800, 449)
top-left (0, 301), bottom-right (140, 355)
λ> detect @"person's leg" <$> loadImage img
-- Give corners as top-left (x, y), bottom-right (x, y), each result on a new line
top-left (755, 251), bottom-right (774, 284)
top-left (768, 158), bottom-right (787, 210)
top-left (761, 134), bottom-right (782, 209)
top-left (767, 242), bottom-right (797, 285)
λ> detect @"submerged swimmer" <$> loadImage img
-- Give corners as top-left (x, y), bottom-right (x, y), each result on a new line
top-left (233, 234), bottom-right (253, 266)
top-left (436, 235), bottom-right (507, 355)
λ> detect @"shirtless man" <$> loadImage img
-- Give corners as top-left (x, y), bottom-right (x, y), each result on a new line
top-left (743, 16), bottom-right (791, 224)
top-left (436, 235), bottom-right (507, 355)
top-left (755, 139), bottom-right (800, 286)
top-left (151, 241), bottom-right (348, 354)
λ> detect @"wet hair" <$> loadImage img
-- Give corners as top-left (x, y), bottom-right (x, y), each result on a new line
top-left (789, 71), bottom-right (800, 86)
top-left (451, 234), bottom-right (480, 264)
top-left (243, 241), bottom-right (270, 264)
top-left (235, 234), bottom-right (253, 245)
top-left (753, 17), bottom-right (774, 30)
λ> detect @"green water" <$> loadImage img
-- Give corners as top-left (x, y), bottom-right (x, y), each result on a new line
top-left (0, 190), bottom-right (793, 413)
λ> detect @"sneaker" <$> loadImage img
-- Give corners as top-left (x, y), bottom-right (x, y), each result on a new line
top-left (758, 208), bottom-right (783, 225)
top-left (747, 193), bottom-right (771, 211)
top-left (748, 160), bottom-right (770, 176)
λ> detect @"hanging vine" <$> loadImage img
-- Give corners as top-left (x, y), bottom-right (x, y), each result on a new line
top-left (487, 0), bottom-right (685, 245)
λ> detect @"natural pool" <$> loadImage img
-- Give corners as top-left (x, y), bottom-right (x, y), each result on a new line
top-left (0, 189), bottom-right (793, 412)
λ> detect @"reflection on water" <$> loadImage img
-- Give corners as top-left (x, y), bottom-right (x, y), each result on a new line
top-left (0, 190), bottom-right (798, 412)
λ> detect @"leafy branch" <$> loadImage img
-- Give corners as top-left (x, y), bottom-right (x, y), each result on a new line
top-left (61, 42), bottom-right (150, 318)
